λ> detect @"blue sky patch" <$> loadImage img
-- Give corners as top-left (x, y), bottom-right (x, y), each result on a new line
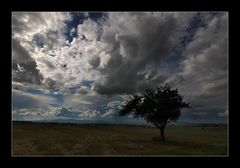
top-left (81, 80), bottom-right (94, 88)
top-left (162, 13), bottom-right (208, 74)
top-left (64, 12), bottom-right (86, 42)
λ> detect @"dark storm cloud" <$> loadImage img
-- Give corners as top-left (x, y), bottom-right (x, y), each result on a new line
top-left (32, 33), bottom-right (45, 48)
top-left (32, 30), bottom-right (60, 50)
top-left (93, 13), bottom-right (189, 95)
top-left (88, 56), bottom-right (100, 69)
top-left (136, 71), bottom-right (168, 91)
top-left (12, 39), bottom-right (43, 84)
top-left (77, 88), bottom-right (89, 95)
top-left (12, 38), bottom-right (33, 62)
top-left (167, 13), bottom-right (228, 120)
top-left (44, 30), bottom-right (60, 50)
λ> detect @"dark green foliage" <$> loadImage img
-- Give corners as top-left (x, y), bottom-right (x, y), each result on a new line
top-left (119, 84), bottom-right (190, 140)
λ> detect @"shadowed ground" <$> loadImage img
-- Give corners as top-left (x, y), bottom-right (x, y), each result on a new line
top-left (12, 121), bottom-right (227, 156)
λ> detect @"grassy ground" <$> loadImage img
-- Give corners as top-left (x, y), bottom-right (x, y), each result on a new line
top-left (12, 121), bottom-right (228, 156)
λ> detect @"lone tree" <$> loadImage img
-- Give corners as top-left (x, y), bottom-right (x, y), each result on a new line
top-left (119, 84), bottom-right (189, 141)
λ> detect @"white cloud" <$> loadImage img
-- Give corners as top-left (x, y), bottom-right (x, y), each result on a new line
top-left (218, 109), bottom-right (228, 117)
top-left (12, 12), bottom-right (228, 123)
top-left (79, 109), bottom-right (101, 118)
top-left (107, 100), bottom-right (122, 108)
top-left (77, 18), bottom-right (99, 40)
top-left (12, 12), bottom-right (194, 95)
top-left (102, 109), bottom-right (115, 118)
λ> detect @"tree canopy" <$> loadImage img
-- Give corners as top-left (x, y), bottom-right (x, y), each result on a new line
top-left (119, 84), bottom-right (189, 141)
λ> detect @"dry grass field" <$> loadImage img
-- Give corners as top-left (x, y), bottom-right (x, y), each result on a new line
top-left (12, 121), bottom-right (227, 156)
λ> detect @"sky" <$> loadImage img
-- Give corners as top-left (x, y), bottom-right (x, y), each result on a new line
top-left (12, 12), bottom-right (228, 124)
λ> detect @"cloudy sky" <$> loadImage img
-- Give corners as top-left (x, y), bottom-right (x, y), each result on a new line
top-left (12, 12), bottom-right (228, 123)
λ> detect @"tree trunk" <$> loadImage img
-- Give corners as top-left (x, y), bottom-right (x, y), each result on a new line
top-left (160, 127), bottom-right (165, 141)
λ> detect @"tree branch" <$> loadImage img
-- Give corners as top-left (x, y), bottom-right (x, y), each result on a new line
top-left (153, 122), bottom-right (161, 129)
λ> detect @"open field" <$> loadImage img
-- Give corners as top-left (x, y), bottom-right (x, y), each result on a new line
top-left (12, 121), bottom-right (227, 156)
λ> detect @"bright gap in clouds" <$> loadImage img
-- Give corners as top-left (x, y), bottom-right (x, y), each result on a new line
top-left (12, 12), bottom-right (228, 124)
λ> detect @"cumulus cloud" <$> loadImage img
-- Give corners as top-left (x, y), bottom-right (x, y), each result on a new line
top-left (89, 12), bottom-right (195, 95)
top-left (77, 18), bottom-right (99, 40)
top-left (12, 12), bottom-right (74, 90)
top-left (12, 12), bottom-right (228, 123)
top-left (13, 12), bottom-right (192, 95)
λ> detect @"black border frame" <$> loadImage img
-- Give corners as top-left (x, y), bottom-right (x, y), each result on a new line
top-left (1, 0), bottom-right (237, 165)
